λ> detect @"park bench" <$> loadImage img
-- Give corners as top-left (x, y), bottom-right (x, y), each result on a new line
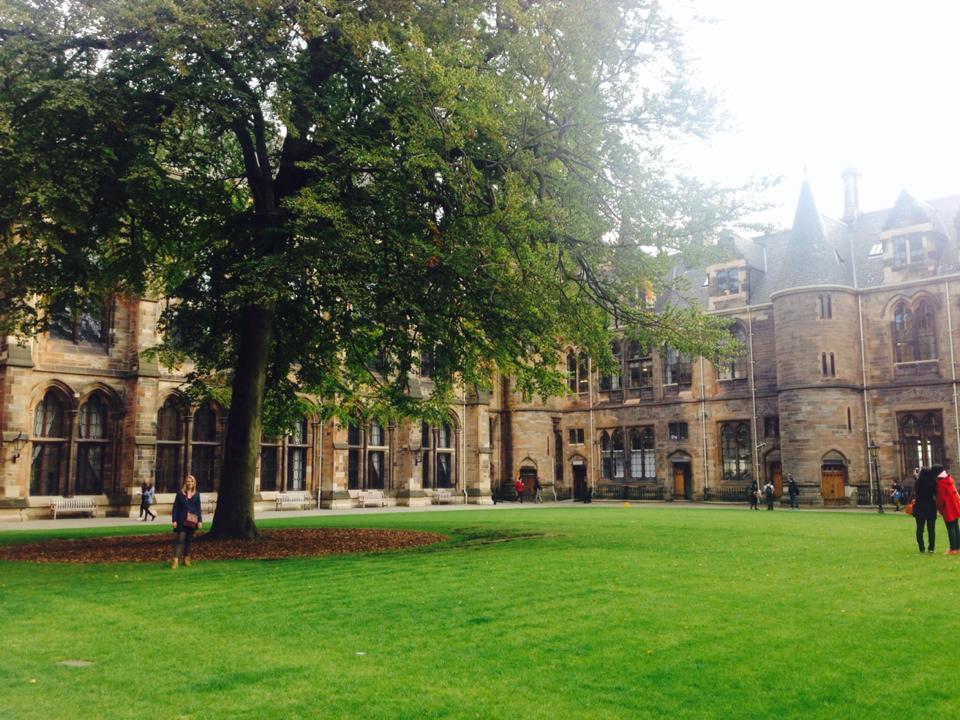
top-left (358, 489), bottom-right (386, 508)
top-left (50, 496), bottom-right (97, 520)
top-left (275, 491), bottom-right (308, 511)
top-left (432, 488), bottom-right (454, 504)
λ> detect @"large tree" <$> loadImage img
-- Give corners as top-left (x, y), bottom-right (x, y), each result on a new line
top-left (0, 0), bottom-right (746, 538)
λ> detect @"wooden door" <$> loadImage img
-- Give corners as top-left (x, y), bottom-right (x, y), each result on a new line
top-left (770, 461), bottom-right (783, 497)
top-left (821, 468), bottom-right (846, 501)
top-left (674, 465), bottom-right (685, 497)
top-left (573, 465), bottom-right (587, 501)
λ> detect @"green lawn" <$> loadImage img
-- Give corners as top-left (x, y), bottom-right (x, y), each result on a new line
top-left (1, 505), bottom-right (956, 719)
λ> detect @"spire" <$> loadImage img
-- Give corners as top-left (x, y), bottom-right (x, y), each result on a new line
top-left (791, 179), bottom-right (827, 245)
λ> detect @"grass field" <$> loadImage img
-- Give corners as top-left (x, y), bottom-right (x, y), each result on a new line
top-left (1, 505), bottom-right (957, 719)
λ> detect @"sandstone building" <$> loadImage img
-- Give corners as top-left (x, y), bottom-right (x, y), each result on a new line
top-left (3, 174), bottom-right (960, 517)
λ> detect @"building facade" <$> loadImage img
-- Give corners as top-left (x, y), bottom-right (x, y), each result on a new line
top-left (3, 174), bottom-right (960, 517)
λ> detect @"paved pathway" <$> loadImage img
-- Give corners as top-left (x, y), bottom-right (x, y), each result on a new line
top-left (0, 498), bottom-right (892, 532)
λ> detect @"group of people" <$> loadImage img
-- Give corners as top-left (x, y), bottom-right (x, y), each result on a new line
top-left (512, 477), bottom-right (543, 503)
top-left (910, 465), bottom-right (960, 554)
top-left (749, 474), bottom-right (800, 510)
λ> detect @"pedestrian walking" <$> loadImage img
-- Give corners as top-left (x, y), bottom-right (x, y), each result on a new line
top-left (534, 478), bottom-right (543, 504)
top-left (913, 467), bottom-right (937, 554)
top-left (171, 474), bottom-right (202, 569)
top-left (514, 477), bottom-right (524, 503)
top-left (787, 474), bottom-right (800, 509)
top-left (933, 465), bottom-right (960, 554)
top-left (749, 481), bottom-right (759, 510)
top-left (891, 479), bottom-right (904, 511)
top-left (763, 480), bottom-right (775, 510)
top-left (140, 481), bottom-right (156, 521)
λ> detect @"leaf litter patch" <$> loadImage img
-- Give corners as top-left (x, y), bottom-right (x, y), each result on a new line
top-left (0, 528), bottom-right (446, 564)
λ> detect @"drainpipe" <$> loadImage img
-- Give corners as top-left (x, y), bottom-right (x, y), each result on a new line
top-left (851, 228), bottom-right (872, 494)
top-left (699, 356), bottom-right (709, 498)
top-left (588, 357), bottom-right (596, 493)
top-left (316, 420), bottom-right (324, 510)
top-left (748, 307), bottom-right (761, 486)
top-left (946, 281), bottom-right (960, 468)
top-left (460, 386), bottom-right (467, 504)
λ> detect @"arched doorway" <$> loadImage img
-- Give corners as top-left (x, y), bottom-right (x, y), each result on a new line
top-left (519, 463), bottom-right (538, 500)
top-left (820, 451), bottom-right (848, 505)
top-left (766, 451), bottom-right (782, 497)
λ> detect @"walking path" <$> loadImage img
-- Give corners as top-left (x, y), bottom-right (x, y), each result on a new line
top-left (0, 498), bottom-right (893, 533)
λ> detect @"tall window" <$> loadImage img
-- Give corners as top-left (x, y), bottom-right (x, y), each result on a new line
top-left (436, 422), bottom-right (454, 488)
top-left (190, 402), bottom-right (220, 492)
top-left (599, 341), bottom-right (623, 391)
top-left (717, 324), bottom-right (748, 380)
top-left (30, 390), bottom-right (68, 495)
top-left (720, 421), bottom-right (752, 482)
top-left (566, 351), bottom-right (589, 394)
top-left (627, 342), bottom-right (653, 389)
top-left (75, 394), bottom-right (109, 494)
top-left (894, 300), bottom-right (938, 363)
top-left (155, 397), bottom-right (184, 492)
top-left (663, 346), bottom-right (692, 386)
top-left (259, 433), bottom-right (279, 492)
top-left (286, 417), bottom-right (309, 491)
top-left (630, 427), bottom-right (655, 480)
top-left (367, 421), bottom-right (386, 490)
top-left (899, 412), bottom-right (944, 470)
top-left (818, 294), bottom-right (832, 319)
top-left (420, 422), bottom-right (432, 489)
top-left (347, 424), bottom-right (362, 490)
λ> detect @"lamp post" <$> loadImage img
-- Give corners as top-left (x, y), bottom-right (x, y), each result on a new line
top-left (868, 441), bottom-right (884, 514)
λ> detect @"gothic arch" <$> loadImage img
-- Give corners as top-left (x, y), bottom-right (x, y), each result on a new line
top-left (29, 380), bottom-right (77, 412)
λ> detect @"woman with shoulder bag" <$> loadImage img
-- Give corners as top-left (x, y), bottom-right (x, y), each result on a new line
top-left (171, 474), bottom-right (202, 569)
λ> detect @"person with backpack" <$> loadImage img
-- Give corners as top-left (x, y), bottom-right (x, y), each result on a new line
top-left (763, 480), bottom-right (775, 510)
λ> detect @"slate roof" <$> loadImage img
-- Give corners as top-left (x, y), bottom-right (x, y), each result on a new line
top-left (664, 182), bottom-right (960, 310)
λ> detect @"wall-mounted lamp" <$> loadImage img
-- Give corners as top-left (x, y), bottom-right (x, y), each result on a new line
top-left (10, 432), bottom-right (28, 463)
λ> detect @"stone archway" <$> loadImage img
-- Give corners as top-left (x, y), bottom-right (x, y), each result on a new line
top-left (820, 451), bottom-right (848, 505)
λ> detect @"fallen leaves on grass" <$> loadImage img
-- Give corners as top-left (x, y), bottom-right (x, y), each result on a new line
top-left (0, 528), bottom-right (446, 564)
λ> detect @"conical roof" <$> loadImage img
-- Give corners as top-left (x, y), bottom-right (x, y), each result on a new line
top-left (777, 180), bottom-right (853, 290)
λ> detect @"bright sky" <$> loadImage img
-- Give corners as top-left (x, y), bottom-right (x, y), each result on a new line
top-left (667, 0), bottom-right (960, 229)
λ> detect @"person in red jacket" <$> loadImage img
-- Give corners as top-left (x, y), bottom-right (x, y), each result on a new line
top-left (932, 465), bottom-right (960, 554)
top-left (514, 477), bottom-right (524, 503)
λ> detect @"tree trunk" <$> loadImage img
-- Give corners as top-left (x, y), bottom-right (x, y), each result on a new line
top-left (208, 302), bottom-right (276, 540)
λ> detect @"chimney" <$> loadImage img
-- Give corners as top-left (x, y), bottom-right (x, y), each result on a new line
top-left (841, 167), bottom-right (860, 224)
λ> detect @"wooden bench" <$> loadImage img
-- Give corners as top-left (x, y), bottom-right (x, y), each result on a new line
top-left (433, 488), bottom-right (454, 504)
top-left (275, 491), bottom-right (308, 511)
top-left (358, 489), bottom-right (386, 508)
top-left (50, 497), bottom-right (97, 520)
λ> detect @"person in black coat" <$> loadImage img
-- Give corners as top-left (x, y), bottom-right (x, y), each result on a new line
top-left (171, 474), bottom-right (203, 569)
top-left (913, 467), bottom-right (937, 554)
top-left (787, 474), bottom-right (800, 509)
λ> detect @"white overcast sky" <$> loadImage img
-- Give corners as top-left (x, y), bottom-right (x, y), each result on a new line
top-left (665, 0), bottom-right (960, 228)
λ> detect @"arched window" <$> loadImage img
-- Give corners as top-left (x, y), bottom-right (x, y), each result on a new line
top-left (916, 300), bottom-right (937, 361)
top-left (720, 421), bottom-right (752, 482)
top-left (663, 346), bottom-right (692, 386)
top-left (190, 402), bottom-right (220, 492)
top-left (718, 325), bottom-right (748, 380)
top-left (30, 390), bottom-right (68, 495)
top-left (610, 429), bottom-right (625, 479)
top-left (155, 397), bottom-right (184, 492)
top-left (286, 417), bottom-right (309, 491)
top-left (893, 302), bottom-right (915, 362)
top-left (600, 341), bottom-right (623, 391)
top-left (76, 394), bottom-right (109, 494)
top-left (630, 427), bottom-right (656, 481)
top-left (566, 351), bottom-right (589, 394)
top-left (600, 431), bottom-right (612, 479)
top-left (899, 411), bottom-right (944, 469)
top-left (566, 351), bottom-right (578, 393)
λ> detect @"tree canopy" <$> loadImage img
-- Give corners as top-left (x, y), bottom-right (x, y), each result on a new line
top-left (0, 0), bottom-right (750, 537)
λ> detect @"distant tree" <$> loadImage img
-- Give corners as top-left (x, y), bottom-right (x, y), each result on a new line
top-left (0, 0), bottom-right (745, 538)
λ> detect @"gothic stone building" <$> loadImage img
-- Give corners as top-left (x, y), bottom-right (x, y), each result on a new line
top-left (2, 173), bottom-right (960, 517)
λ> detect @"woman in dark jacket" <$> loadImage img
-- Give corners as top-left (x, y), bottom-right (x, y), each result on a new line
top-left (913, 467), bottom-right (937, 553)
top-left (171, 474), bottom-right (202, 569)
